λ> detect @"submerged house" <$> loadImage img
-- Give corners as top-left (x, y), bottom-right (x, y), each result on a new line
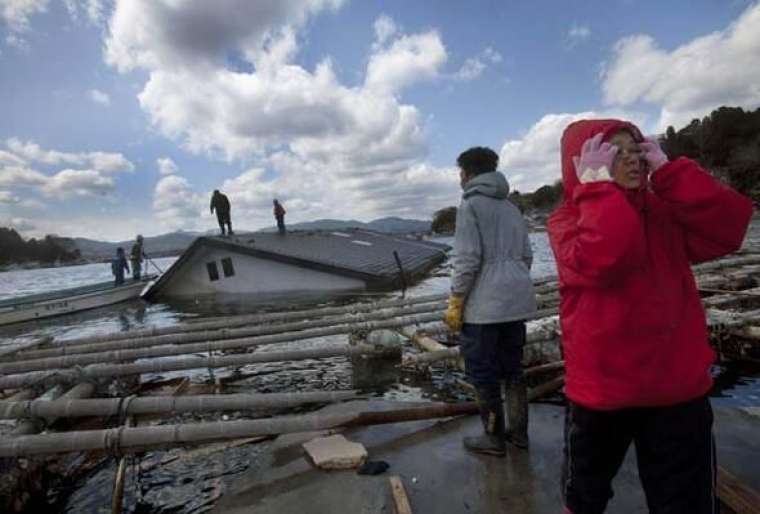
top-left (141, 230), bottom-right (449, 302)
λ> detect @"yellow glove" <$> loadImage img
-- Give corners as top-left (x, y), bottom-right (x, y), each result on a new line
top-left (445, 294), bottom-right (465, 333)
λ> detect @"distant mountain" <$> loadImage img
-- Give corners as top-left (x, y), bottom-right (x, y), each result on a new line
top-left (73, 231), bottom-right (202, 261)
top-left (72, 217), bottom-right (431, 260)
top-left (262, 216), bottom-right (431, 234)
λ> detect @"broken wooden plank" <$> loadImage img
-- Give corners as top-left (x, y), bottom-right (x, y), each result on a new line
top-left (389, 475), bottom-right (413, 514)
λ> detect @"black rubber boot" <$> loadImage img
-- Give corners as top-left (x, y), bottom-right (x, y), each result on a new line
top-left (463, 386), bottom-right (506, 457)
top-left (504, 378), bottom-right (529, 449)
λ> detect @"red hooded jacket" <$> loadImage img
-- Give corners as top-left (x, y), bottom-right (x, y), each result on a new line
top-left (547, 119), bottom-right (753, 410)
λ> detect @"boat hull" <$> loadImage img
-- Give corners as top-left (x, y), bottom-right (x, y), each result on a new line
top-left (0, 279), bottom-right (150, 327)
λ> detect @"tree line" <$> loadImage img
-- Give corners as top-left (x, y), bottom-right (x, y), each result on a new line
top-left (0, 228), bottom-right (80, 266)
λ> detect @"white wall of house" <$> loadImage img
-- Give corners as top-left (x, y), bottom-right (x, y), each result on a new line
top-left (159, 246), bottom-right (366, 298)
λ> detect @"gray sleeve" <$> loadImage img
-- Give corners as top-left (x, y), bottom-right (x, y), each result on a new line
top-left (451, 201), bottom-right (482, 296)
top-left (522, 227), bottom-right (533, 270)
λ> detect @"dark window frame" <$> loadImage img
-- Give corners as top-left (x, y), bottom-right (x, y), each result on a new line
top-left (221, 257), bottom-right (235, 278)
top-left (206, 261), bottom-right (220, 281)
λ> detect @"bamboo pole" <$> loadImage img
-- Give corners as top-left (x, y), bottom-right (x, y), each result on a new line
top-left (1, 310), bottom-right (444, 375)
top-left (13, 302), bottom-right (447, 362)
top-left (0, 390), bottom-right (360, 419)
top-left (0, 402), bottom-right (480, 457)
top-left (0, 342), bottom-right (403, 390)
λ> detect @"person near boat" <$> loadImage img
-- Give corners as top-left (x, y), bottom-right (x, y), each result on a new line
top-left (547, 118), bottom-right (753, 513)
top-left (444, 146), bottom-right (537, 456)
top-left (210, 189), bottom-right (233, 236)
top-left (130, 234), bottom-right (144, 280)
top-left (111, 247), bottom-right (129, 286)
top-left (273, 199), bottom-right (286, 235)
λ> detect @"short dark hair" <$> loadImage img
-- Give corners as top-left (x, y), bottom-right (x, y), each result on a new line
top-left (457, 147), bottom-right (499, 176)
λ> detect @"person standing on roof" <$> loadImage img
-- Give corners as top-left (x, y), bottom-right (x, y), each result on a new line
top-left (210, 189), bottom-right (233, 236)
top-left (548, 119), bottom-right (752, 513)
top-left (130, 235), bottom-right (144, 280)
top-left (444, 146), bottom-right (537, 457)
top-left (273, 199), bottom-right (286, 235)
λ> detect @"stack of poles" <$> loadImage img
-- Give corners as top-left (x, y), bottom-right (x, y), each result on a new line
top-left (1, 253), bottom-right (760, 457)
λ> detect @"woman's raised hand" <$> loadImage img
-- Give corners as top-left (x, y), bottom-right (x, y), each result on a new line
top-left (574, 133), bottom-right (619, 184)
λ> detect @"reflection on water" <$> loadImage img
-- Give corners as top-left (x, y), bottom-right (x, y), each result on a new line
top-left (0, 234), bottom-right (758, 513)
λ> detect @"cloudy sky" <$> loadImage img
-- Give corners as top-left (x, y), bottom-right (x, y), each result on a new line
top-left (1, 0), bottom-right (759, 241)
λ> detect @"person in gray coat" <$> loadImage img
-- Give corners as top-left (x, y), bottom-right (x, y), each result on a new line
top-left (445, 146), bottom-right (537, 456)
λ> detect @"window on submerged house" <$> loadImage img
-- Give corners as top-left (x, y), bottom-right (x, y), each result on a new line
top-left (221, 257), bottom-right (235, 277)
top-left (206, 261), bottom-right (219, 281)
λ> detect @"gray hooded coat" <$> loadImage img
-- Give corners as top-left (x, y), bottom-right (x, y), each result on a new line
top-left (451, 171), bottom-right (537, 323)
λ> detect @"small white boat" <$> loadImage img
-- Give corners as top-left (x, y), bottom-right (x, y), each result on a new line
top-left (0, 276), bottom-right (153, 327)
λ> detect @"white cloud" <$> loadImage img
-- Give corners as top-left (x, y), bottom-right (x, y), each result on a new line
top-left (156, 157), bottom-right (178, 175)
top-left (453, 47), bottom-right (502, 81)
top-left (152, 174), bottom-right (206, 231)
top-left (373, 14), bottom-right (397, 48)
top-left (0, 0), bottom-right (48, 34)
top-left (105, 0), bottom-right (345, 73)
top-left (0, 189), bottom-right (20, 203)
top-left (499, 110), bottom-right (648, 193)
top-left (0, 165), bottom-right (47, 187)
top-left (64, 0), bottom-right (106, 24)
top-left (6, 138), bottom-right (134, 173)
top-left (89, 88), bottom-right (110, 105)
top-left (41, 168), bottom-right (114, 198)
top-left (567, 24), bottom-right (591, 46)
top-left (365, 31), bottom-right (447, 94)
top-left (453, 57), bottom-right (485, 81)
top-left (602, 3), bottom-right (760, 130)
top-left (104, 1), bottom-right (461, 225)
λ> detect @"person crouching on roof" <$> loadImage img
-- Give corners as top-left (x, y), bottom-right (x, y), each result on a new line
top-left (547, 119), bottom-right (752, 513)
top-left (445, 146), bottom-right (537, 457)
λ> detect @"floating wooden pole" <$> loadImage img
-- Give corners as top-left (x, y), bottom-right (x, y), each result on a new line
top-left (0, 337), bottom-right (51, 359)
top-left (0, 390), bottom-right (360, 419)
top-left (12, 302), bottom-right (447, 362)
top-left (0, 402), bottom-right (479, 457)
top-left (12, 294), bottom-right (447, 353)
top-left (12, 384), bottom-right (64, 436)
top-left (0, 310), bottom-right (444, 376)
top-left (0, 342), bottom-right (403, 390)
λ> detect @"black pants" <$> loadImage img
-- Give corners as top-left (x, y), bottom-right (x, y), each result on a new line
top-left (276, 216), bottom-right (286, 235)
top-left (459, 321), bottom-right (525, 389)
top-left (562, 396), bottom-right (717, 514)
top-left (216, 212), bottom-right (232, 235)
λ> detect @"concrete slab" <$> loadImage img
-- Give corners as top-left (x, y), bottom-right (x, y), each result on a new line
top-left (302, 434), bottom-right (367, 469)
top-left (213, 402), bottom-right (647, 513)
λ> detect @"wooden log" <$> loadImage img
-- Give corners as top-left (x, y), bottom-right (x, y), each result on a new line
top-left (0, 402), bottom-right (479, 457)
top-left (389, 475), bottom-right (413, 514)
top-left (717, 465), bottom-right (760, 514)
top-left (0, 337), bottom-right (51, 359)
top-left (8, 294), bottom-right (446, 353)
top-left (0, 391), bottom-right (360, 419)
top-left (0, 310), bottom-right (441, 376)
top-left (453, 375), bottom-right (565, 402)
top-left (7, 389), bottom-right (36, 401)
top-left (0, 342), bottom-right (403, 390)
top-left (13, 301), bottom-right (446, 362)
top-left (523, 360), bottom-right (565, 377)
top-left (12, 384), bottom-right (64, 436)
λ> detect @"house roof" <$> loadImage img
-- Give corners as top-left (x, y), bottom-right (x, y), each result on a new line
top-left (142, 229), bottom-right (449, 299)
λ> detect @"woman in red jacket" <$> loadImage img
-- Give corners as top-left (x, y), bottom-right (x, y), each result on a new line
top-left (548, 119), bottom-right (752, 513)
